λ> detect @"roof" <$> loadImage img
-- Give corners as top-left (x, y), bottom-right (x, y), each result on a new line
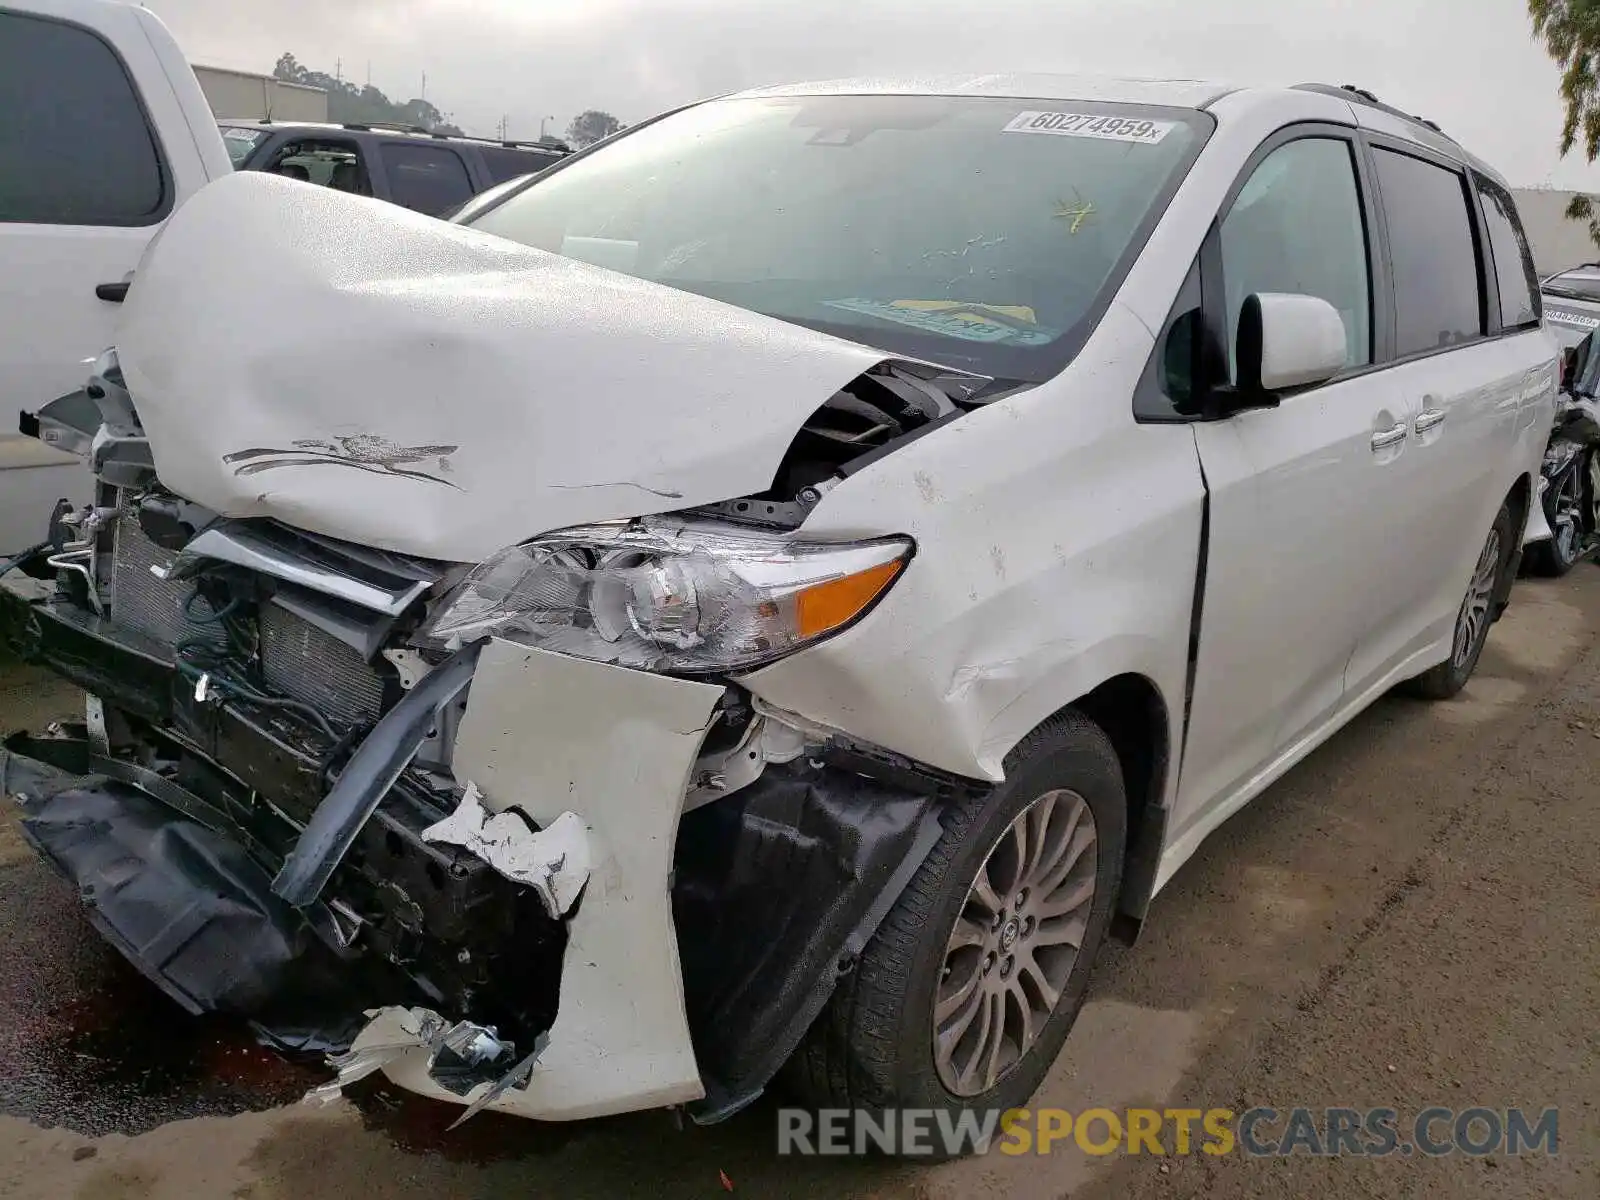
top-left (728, 73), bottom-right (1236, 109)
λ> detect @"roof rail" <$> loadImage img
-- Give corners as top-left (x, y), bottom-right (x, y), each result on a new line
top-left (1292, 82), bottom-right (1454, 143)
top-left (341, 120), bottom-right (433, 135)
top-left (487, 136), bottom-right (571, 153)
top-left (331, 121), bottom-right (570, 153)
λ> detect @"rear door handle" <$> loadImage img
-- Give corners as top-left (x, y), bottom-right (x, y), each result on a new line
top-left (1414, 408), bottom-right (1447, 433)
top-left (95, 281), bottom-right (130, 303)
top-left (1370, 423), bottom-right (1408, 451)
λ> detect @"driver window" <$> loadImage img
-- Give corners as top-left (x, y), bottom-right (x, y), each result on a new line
top-left (1219, 137), bottom-right (1372, 382)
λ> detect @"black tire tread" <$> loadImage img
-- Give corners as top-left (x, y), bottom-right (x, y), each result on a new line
top-left (787, 710), bottom-right (1122, 1110)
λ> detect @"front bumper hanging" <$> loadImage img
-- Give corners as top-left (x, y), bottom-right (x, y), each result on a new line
top-left (1, 582), bottom-right (949, 1123)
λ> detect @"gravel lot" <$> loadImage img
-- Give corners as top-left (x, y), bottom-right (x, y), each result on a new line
top-left (0, 568), bottom-right (1595, 1200)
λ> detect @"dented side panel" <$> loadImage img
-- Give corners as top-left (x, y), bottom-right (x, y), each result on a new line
top-left (379, 639), bottom-right (724, 1120)
top-left (743, 305), bottom-right (1203, 788)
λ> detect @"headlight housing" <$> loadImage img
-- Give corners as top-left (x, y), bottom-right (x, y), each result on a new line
top-left (414, 520), bottom-right (912, 673)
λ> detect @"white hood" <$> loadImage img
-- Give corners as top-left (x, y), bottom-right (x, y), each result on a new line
top-left (116, 172), bottom-right (888, 561)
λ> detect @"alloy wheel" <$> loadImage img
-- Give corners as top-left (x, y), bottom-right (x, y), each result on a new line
top-left (1589, 450), bottom-right (1600, 550)
top-left (932, 789), bottom-right (1098, 1097)
top-left (1550, 469), bottom-right (1586, 567)
top-left (1451, 527), bottom-right (1501, 669)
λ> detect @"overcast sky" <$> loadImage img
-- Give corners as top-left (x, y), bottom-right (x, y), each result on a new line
top-left (146, 0), bottom-right (1600, 190)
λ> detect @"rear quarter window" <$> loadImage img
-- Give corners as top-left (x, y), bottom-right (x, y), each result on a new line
top-left (479, 146), bottom-right (561, 184)
top-left (0, 11), bottom-right (168, 225)
top-left (378, 142), bottom-right (474, 216)
top-left (1475, 177), bottom-right (1541, 330)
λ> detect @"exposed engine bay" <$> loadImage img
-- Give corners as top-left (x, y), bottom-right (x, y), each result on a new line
top-left (0, 340), bottom-right (983, 1122)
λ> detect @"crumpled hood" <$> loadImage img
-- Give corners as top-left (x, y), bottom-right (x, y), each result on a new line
top-left (116, 172), bottom-right (888, 561)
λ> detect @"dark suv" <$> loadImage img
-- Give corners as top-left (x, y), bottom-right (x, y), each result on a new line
top-left (220, 121), bottom-right (569, 218)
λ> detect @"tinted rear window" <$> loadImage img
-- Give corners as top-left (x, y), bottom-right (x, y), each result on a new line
top-left (0, 12), bottom-right (167, 224)
top-left (1372, 148), bottom-right (1483, 356)
top-left (378, 143), bottom-right (473, 215)
top-left (479, 146), bottom-right (560, 184)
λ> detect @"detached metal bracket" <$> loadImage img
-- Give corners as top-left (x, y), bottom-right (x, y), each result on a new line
top-left (271, 642), bottom-right (481, 908)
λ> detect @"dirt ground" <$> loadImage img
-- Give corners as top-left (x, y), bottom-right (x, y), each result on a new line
top-left (0, 568), bottom-right (1596, 1200)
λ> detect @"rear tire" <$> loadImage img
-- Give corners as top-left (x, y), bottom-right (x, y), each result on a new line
top-left (1526, 450), bottom-right (1595, 578)
top-left (785, 712), bottom-right (1125, 1151)
top-left (1405, 501), bottom-right (1515, 700)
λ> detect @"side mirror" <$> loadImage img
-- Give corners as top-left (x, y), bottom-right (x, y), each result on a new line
top-left (1238, 293), bottom-right (1349, 393)
top-left (1199, 293), bottom-right (1349, 420)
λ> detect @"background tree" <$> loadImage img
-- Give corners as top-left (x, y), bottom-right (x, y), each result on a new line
top-left (1530, 1), bottom-right (1600, 245)
top-left (566, 110), bottom-right (623, 148)
top-left (271, 51), bottom-right (463, 135)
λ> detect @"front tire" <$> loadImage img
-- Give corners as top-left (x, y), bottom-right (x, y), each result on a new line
top-left (787, 712), bottom-right (1125, 1138)
top-left (1405, 500), bottom-right (1515, 700)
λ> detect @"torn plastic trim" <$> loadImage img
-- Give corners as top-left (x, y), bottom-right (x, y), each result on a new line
top-left (272, 642), bottom-right (481, 908)
top-left (749, 695), bottom-right (989, 798)
top-left (685, 711), bottom-right (811, 812)
top-left (21, 353), bottom-right (160, 490)
top-left (421, 783), bottom-right (592, 919)
top-left (673, 760), bottom-right (947, 1122)
top-left (2, 729), bottom-right (362, 959)
top-left (405, 638), bottom-right (724, 1121)
top-left (162, 523), bottom-right (435, 617)
top-left (307, 1006), bottom-right (551, 1129)
top-left (20, 387), bottom-right (101, 459)
top-left (1, 734), bottom-right (364, 1043)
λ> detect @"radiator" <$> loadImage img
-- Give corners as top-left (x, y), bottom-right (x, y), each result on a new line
top-left (258, 600), bottom-right (386, 727)
top-left (110, 516), bottom-right (387, 728)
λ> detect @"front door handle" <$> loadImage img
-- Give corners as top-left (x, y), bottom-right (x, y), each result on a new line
top-left (1370, 423), bottom-right (1408, 451)
top-left (1414, 408), bottom-right (1447, 433)
top-left (95, 281), bottom-right (130, 303)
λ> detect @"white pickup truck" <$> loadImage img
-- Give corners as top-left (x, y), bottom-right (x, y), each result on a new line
top-left (0, 0), bottom-right (230, 553)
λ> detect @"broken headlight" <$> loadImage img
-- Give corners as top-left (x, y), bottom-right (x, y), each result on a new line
top-left (414, 522), bottom-right (912, 673)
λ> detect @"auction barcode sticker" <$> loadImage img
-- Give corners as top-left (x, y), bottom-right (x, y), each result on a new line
top-left (1547, 308), bottom-right (1600, 329)
top-left (1002, 111), bottom-right (1175, 144)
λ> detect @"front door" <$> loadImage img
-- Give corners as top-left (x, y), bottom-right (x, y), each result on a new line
top-left (0, 8), bottom-right (175, 410)
top-left (1174, 131), bottom-right (1419, 837)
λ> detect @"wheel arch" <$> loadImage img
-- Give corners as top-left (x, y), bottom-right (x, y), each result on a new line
top-left (1500, 471), bottom-right (1534, 605)
top-left (1046, 673), bottom-right (1173, 943)
top-left (1507, 471), bottom-right (1532, 538)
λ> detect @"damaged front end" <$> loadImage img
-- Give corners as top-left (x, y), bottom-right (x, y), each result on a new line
top-left (0, 348), bottom-right (970, 1124)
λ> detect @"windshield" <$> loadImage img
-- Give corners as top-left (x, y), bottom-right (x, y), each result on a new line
top-left (446, 173), bottom-right (533, 223)
top-left (465, 94), bottom-right (1209, 380)
top-left (220, 124), bottom-right (269, 167)
top-left (1543, 266), bottom-right (1600, 302)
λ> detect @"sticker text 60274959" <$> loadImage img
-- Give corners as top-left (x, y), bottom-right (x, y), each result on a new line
top-left (1003, 111), bottom-right (1176, 145)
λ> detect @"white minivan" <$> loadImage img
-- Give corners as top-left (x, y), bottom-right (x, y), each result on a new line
top-left (0, 0), bottom-right (230, 553)
top-left (0, 75), bottom-right (1556, 1135)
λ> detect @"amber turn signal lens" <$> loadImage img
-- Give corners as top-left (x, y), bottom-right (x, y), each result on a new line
top-left (793, 559), bottom-right (905, 640)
